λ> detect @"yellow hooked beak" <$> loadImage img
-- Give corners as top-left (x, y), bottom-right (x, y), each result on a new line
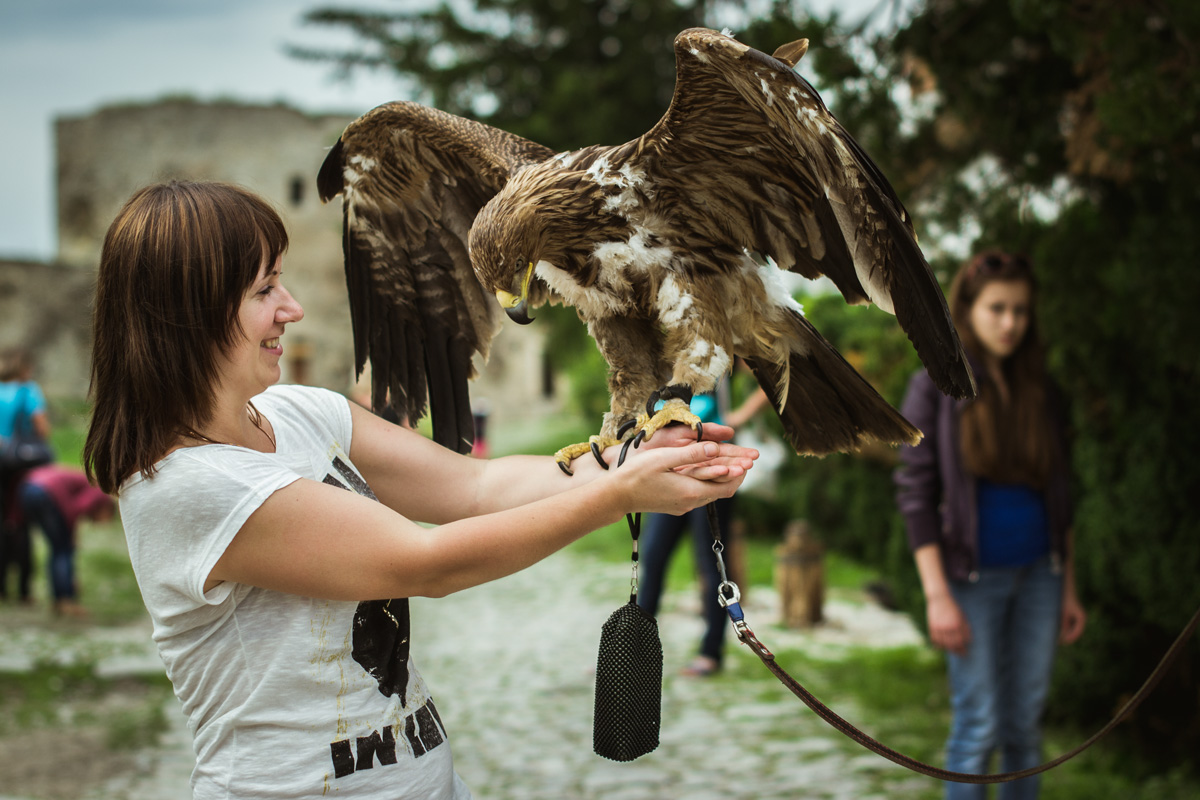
top-left (496, 262), bottom-right (536, 325)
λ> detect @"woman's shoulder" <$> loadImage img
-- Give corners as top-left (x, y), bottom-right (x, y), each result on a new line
top-left (121, 445), bottom-right (283, 496)
top-left (259, 384), bottom-right (348, 418)
top-left (258, 383), bottom-right (353, 442)
top-left (120, 446), bottom-right (302, 546)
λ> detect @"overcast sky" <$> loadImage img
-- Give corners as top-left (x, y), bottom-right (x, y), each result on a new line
top-left (0, 0), bottom-right (406, 261)
top-left (0, 0), bottom-right (881, 263)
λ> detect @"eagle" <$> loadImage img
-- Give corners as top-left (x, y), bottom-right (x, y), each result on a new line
top-left (317, 27), bottom-right (975, 471)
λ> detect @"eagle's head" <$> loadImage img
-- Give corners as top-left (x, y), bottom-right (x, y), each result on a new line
top-left (469, 163), bottom-right (605, 325)
top-left (469, 192), bottom-right (542, 325)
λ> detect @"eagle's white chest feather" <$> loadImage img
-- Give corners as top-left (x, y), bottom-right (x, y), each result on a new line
top-left (534, 260), bottom-right (626, 319)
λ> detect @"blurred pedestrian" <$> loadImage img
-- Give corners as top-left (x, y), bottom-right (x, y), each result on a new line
top-left (0, 347), bottom-right (52, 605)
top-left (637, 379), bottom-right (769, 676)
top-left (894, 251), bottom-right (1086, 799)
top-left (18, 464), bottom-right (114, 617)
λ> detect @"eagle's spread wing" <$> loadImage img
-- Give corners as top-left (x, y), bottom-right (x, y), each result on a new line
top-left (317, 102), bottom-right (554, 452)
top-left (632, 28), bottom-right (974, 400)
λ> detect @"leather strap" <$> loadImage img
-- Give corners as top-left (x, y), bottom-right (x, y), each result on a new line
top-left (729, 604), bottom-right (1200, 783)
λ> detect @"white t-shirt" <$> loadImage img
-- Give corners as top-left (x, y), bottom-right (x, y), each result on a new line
top-left (120, 384), bottom-right (471, 800)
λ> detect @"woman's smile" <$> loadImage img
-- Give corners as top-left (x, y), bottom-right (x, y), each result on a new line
top-left (217, 256), bottom-right (305, 397)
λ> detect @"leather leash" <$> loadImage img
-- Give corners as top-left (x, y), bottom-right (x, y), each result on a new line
top-left (705, 503), bottom-right (1200, 784)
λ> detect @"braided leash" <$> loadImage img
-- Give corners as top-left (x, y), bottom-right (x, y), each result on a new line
top-left (706, 502), bottom-right (1200, 784)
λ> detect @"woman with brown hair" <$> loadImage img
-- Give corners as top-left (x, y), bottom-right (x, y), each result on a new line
top-left (895, 251), bottom-right (1086, 799)
top-left (84, 181), bottom-right (757, 800)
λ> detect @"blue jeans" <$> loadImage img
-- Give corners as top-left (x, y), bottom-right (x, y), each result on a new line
top-left (944, 557), bottom-right (1062, 800)
top-left (635, 499), bottom-right (733, 664)
top-left (17, 483), bottom-right (76, 601)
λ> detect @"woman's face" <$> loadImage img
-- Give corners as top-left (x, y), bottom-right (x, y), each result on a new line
top-left (219, 256), bottom-right (304, 398)
top-left (968, 278), bottom-right (1031, 361)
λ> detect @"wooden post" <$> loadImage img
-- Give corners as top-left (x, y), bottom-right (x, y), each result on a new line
top-left (775, 520), bottom-right (824, 628)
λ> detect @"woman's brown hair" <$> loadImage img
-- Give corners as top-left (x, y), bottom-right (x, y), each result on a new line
top-left (948, 250), bottom-right (1055, 487)
top-left (84, 181), bottom-right (288, 493)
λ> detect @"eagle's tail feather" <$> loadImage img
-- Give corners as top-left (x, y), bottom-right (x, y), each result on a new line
top-left (744, 311), bottom-right (920, 456)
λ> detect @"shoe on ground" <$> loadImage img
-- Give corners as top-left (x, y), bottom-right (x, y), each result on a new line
top-left (679, 656), bottom-right (721, 677)
top-left (54, 599), bottom-right (89, 618)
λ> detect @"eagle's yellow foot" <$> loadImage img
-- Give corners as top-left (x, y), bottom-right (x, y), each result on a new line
top-left (617, 393), bottom-right (704, 467)
top-left (640, 397), bottom-right (703, 442)
top-left (554, 435), bottom-right (623, 476)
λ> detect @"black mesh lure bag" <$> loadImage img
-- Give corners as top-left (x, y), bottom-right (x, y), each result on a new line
top-left (593, 513), bottom-right (662, 762)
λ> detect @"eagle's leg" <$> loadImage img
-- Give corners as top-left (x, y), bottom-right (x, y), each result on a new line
top-left (553, 435), bottom-right (625, 476)
top-left (553, 316), bottom-right (669, 476)
top-left (622, 384), bottom-right (703, 456)
top-left (643, 384), bottom-right (703, 440)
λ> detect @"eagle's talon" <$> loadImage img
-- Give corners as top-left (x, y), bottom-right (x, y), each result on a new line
top-left (616, 418), bottom-right (639, 439)
top-left (590, 440), bottom-right (609, 470)
top-left (558, 460), bottom-right (574, 477)
top-left (618, 437), bottom-right (636, 468)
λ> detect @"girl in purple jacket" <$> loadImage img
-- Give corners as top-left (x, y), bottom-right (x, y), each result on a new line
top-left (895, 251), bottom-right (1086, 799)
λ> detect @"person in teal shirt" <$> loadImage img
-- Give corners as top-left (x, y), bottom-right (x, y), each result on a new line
top-left (636, 380), bottom-right (768, 676)
top-left (0, 348), bottom-right (52, 605)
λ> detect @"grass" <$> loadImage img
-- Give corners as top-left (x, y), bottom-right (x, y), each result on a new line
top-left (0, 661), bottom-right (172, 750)
top-left (2, 400), bottom-right (170, 764)
top-left (2, 511), bottom-right (168, 758)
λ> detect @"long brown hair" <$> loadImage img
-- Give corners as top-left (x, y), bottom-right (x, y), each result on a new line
top-left (84, 181), bottom-right (288, 494)
top-left (949, 250), bottom-right (1055, 487)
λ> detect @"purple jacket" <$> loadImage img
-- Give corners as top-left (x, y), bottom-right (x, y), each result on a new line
top-left (893, 367), bottom-right (1073, 582)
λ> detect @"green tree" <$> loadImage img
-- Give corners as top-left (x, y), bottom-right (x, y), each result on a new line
top-left (875, 0), bottom-right (1200, 762)
top-left (293, 0), bottom-right (708, 151)
top-left (750, 0), bottom-right (1200, 761)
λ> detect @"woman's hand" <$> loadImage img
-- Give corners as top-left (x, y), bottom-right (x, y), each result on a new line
top-left (614, 421), bottom-right (759, 484)
top-left (926, 591), bottom-right (971, 656)
top-left (1059, 588), bottom-right (1086, 645)
top-left (608, 439), bottom-right (755, 516)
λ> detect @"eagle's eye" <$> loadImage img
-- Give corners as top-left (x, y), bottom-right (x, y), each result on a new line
top-left (508, 271), bottom-right (525, 296)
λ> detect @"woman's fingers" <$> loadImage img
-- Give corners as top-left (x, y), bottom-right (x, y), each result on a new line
top-left (635, 421), bottom-right (740, 449)
top-left (672, 458), bottom-right (754, 481)
top-left (619, 441), bottom-right (751, 514)
top-left (697, 422), bottom-right (736, 441)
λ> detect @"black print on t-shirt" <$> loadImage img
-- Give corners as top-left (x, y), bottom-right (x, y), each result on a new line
top-left (323, 457), bottom-right (411, 704)
top-left (329, 699), bottom-right (447, 778)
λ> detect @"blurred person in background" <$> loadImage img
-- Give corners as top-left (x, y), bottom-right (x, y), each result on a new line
top-left (636, 376), bottom-right (769, 677)
top-left (0, 348), bottom-right (52, 605)
top-left (894, 251), bottom-right (1086, 799)
top-left (18, 464), bottom-right (114, 617)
